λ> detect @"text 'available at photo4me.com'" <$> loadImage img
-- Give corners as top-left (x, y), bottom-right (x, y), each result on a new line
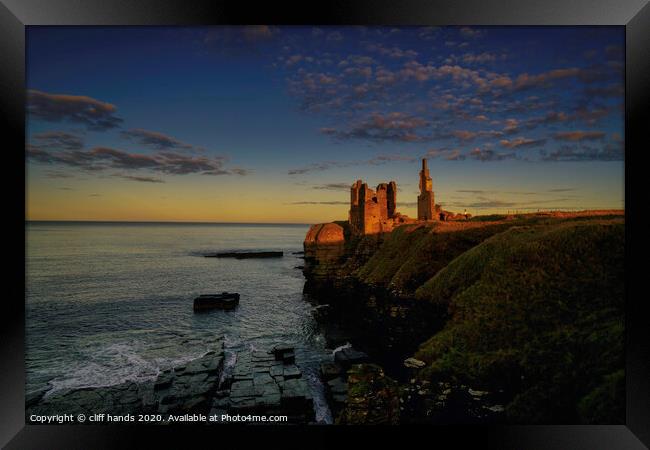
top-left (29, 413), bottom-right (289, 424)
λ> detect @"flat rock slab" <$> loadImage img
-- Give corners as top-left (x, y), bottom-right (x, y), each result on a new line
top-left (224, 348), bottom-right (314, 422)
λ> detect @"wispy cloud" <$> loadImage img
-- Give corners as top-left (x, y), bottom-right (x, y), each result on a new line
top-left (32, 131), bottom-right (84, 150)
top-left (321, 112), bottom-right (429, 142)
top-left (288, 153), bottom-right (417, 175)
top-left (468, 147), bottom-right (517, 161)
top-left (500, 137), bottom-right (547, 149)
top-left (288, 201), bottom-right (348, 205)
top-left (27, 90), bottom-right (123, 130)
top-left (541, 141), bottom-right (623, 161)
top-left (553, 131), bottom-right (606, 141)
top-left (120, 128), bottom-right (195, 152)
top-left (118, 174), bottom-right (166, 183)
top-left (311, 183), bottom-right (351, 191)
top-left (27, 145), bottom-right (248, 177)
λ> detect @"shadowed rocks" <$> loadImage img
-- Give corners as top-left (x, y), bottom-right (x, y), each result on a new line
top-left (211, 346), bottom-right (315, 423)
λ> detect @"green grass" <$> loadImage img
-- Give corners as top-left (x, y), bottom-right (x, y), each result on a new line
top-left (412, 220), bottom-right (625, 423)
top-left (355, 223), bottom-right (513, 293)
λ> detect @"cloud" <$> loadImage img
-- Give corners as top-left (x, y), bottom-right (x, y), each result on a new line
top-left (417, 27), bottom-right (440, 41)
top-left (500, 137), bottom-right (547, 149)
top-left (27, 90), bottom-right (123, 130)
top-left (459, 27), bottom-right (484, 38)
top-left (571, 106), bottom-right (612, 125)
top-left (241, 25), bottom-right (276, 42)
top-left (204, 26), bottom-right (278, 44)
top-left (27, 145), bottom-right (248, 177)
top-left (288, 153), bottom-right (417, 175)
top-left (321, 112), bottom-right (429, 142)
top-left (553, 131), bottom-right (606, 141)
top-left (90, 147), bottom-right (161, 170)
top-left (456, 189), bottom-right (489, 194)
top-left (366, 43), bottom-right (418, 59)
top-left (451, 130), bottom-right (478, 141)
top-left (424, 148), bottom-right (466, 161)
top-left (276, 27), bottom-right (623, 154)
top-left (513, 68), bottom-right (580, 90)
top-left (547, 188), bottom-right (577, 192)
top-left (120, 128), bottom-right (194, 151)
top-left (32, 131), bottom-right (84, 150)
top-left (542, 141), bottom-right (623, 161)
top-left (460, 52), bottom-right (497, 64)
top-left (288, 201), bottom-right (348, 205)
top-left (451, 196), bottom-right (575, 209)
top-left (229, 167), bottom-right (249, 176)
top-left (450, 129), bottom-right (504, 142)
top-left (118, 175), bottom-right (165, 183)
top-left (468, 147), bottom-right (517, 161)
top-left (312, 183), bottom-right (352, 191)
top-left (44, 170), bottom-right (75, 179)
top-left (524, 111), bottom-right (570, 128)
top-left (503, 118), bottom-right (519, 134)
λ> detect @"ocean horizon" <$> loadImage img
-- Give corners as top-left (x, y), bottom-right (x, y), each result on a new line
top-left (26, 220), bottom-right (313, 226)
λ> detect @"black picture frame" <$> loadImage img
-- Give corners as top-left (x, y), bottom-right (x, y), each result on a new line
top-left (2, 0), bottom-right (648, 448)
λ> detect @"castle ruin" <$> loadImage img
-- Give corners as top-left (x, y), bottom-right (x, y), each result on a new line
top-left (347, 158), bottom-right (466, 236)
top-left (349, 180), bottom-right (402, 235)
top-left (305, 158), bottom-right (470, 245)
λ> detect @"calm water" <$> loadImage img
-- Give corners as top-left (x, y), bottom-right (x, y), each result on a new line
top-left (26, 221), bottom-right (332, 421)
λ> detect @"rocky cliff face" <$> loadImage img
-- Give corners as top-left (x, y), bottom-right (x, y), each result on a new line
top-left (302, 221), bottom-right (512, 366)
top-left (303, 214), bottom-right (625, 424)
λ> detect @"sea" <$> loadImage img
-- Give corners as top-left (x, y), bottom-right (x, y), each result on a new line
top-left (25, 221), bottom-right (333, 422)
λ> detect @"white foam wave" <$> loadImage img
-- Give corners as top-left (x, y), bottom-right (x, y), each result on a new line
top-left (44, 342), bottom-right (205, 398)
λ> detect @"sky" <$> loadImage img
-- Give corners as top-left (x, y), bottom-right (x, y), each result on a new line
top-left (26, 26), bottom-right (625, 223)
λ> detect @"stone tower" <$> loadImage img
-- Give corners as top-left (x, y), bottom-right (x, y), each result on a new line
top-left (417, 158), bottom-right (436, 220)
top-left (349, 179), bottom-right (399, 235)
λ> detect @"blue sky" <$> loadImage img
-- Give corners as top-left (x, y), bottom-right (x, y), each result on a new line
top-left (26, 26), bottom-right (624, 222)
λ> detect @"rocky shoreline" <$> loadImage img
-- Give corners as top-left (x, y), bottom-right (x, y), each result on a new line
top-left (27, 339), bottom-right (318, 424)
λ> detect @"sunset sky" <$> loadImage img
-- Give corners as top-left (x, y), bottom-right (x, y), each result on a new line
top-left (26, 26), bottom-right (624, 223)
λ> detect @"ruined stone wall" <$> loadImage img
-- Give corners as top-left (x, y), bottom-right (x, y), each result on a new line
top-left (417, 191), bottom-right (436, 221)
top-left (349, 179), bottom-right (405, 236)
top-left (361, 183), bottom-right (382, 235)
top-left (350, 181), bottom-right (389, 235)
top-left (387, 182), bottom-right (396, 219)
top-left (376, 184), bottom-right (388, 221)
top-left (349, 180), bottom-right (364, 236)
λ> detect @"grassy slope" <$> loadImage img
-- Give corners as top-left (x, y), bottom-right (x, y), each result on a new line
top-left (355, 222), bottom-right (514, 293)
top-left (412, 220), bottom-right (625, 423)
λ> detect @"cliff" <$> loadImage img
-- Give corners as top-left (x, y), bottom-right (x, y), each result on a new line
top-left (303, 211), bottom-right (625, 424)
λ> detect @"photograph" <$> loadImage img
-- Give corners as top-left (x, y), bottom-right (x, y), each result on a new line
top-left (22, 24), bottom-right (629, 427)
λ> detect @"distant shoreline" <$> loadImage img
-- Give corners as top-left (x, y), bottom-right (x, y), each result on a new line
top-left (25, 220), bottom-right (312, 226)
top-left (24, 209), bottom-right (625, 227)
